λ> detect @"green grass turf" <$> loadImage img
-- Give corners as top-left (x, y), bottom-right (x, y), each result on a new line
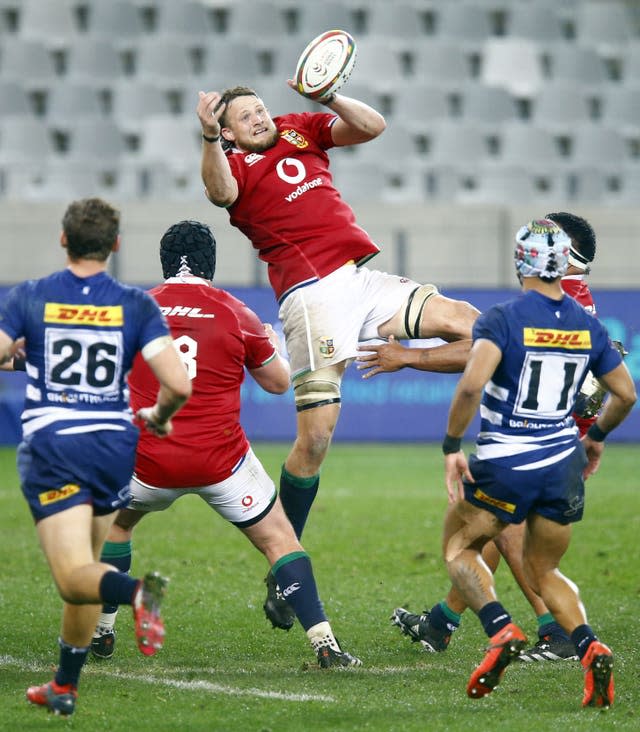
top-left (0, 443), bottom-right (638, 731)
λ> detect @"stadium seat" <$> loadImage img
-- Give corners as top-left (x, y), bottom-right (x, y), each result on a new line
top-left (565, 167), bottom-right (611, 203)
top-left (135, 115), bottom-right (202, 175)
top-left (65, 119), bottom-right (129, 167)
top-left (348, 38), bottom-right (406, 91)
top-left (390, 84), bottom-right (452, 133)
top-left (133, 38), bottom-right (197, 92)
top-left (363, 3), bottom-right (425, 45)
top-left (490, 122), bottom-right (564, 173)
top-left (600, 85), bottom-right (640, 141)
top-left (546, 46), bottom-right (610, 88)
top-left (574, 0), bottom-right (633, 58)
top-left (327, 160), bottom-right (393, 205)
top-left (347, 122), bottom-right (423, 173)
top-left (568, 124), bottom-right (630, 174)
top-left (196, 37), bottom-right (265, 88)
top-left (0, 38), bottom-right (58, 92)
top-left (530, 82), bottom-right (593, 135)
top-left (84, 0), bottom-right (146, 54)
top-left (503, 3), bottom-right (565, 45)
top-left (433, 2), bottom-right (493, 53)
top-left (455, 166), bottom-right (554, 205)
top-left (480, 38), bottom-right (544, 98)
top-left (1, 163), bottom-right (110, 202)
top-left (45, 82), bottom-right (105, 133)
top-left (64, 39), bottom-right (126, 89)
top-left (425, 122), bottom-right (491, 168)
top-left (16, 0), bottom-right (80, 50)
top-left (295, 2), bottom-right (356, 39)
top-left (0, 117), bottom-right (57, 165)
top-left (612, 168), bottom-right (640, 204)
top-left (411, 41), bottom-right (474, 91)
top-left (0, 80), bottom-right (32, 117)
top-left (620, 41), bottom-right (640, 85)
top-left (459, 83), bottom-right (519, 131)
top-left (142, 163), bottom-right (206, 200)
top-left (224, 1), bottom-right (289, 47)
top-left (110, 81), bottom-right (173, 139)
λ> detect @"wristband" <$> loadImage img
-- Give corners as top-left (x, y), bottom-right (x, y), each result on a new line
top-left (442, 434), bottom-right (462, 454)
top-left (586, 422), bottom-right (608, 442)
top-left (202, 133), bottom-right (220, 143)
top-left (13, 355), bottom-right (26, 371)
top-left (318, 93), bottom-right (336, 105)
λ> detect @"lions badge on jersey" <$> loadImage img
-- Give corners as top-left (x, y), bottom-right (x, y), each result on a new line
top-left (281, 129), bottom-right (309, 149)
top-left (319, 337), bottom-right (335, 357)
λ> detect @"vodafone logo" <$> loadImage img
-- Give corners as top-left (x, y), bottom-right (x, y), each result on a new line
top-left (241, 495), bottom-right (253, 507)
top-left (276, 158), bottom-right (306, 184)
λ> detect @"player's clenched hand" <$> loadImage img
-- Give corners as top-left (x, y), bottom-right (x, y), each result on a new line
top-left (580, 435), bottom-right (604, 479)
top-left (444, 451), bottom-right (473, 503)
top-left (356, 335), bottom-right (408, 379)
top-left (197, 91), bottom-right (225, 137)
top-left (137, 406), bottom-right (173, 437)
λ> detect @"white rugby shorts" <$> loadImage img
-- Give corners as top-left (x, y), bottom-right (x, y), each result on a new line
top-left (127, 447), bottom-right (276, 526)
top-left (279, 263), bottom-right (419, 379)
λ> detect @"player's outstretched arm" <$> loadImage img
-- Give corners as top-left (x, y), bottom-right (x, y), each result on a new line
top-left (196, 90), bottom-right (239, 207)
top-left (357, 336), bottom-right (471, 378)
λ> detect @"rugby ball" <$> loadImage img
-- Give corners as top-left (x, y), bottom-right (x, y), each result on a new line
top-left (295, 30), bottom-right (357, 101)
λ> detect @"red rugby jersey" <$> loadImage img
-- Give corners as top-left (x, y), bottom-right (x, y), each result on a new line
top-left (562, 274), bottom-right (597, 436)
top-left (130, 278), bottom-right (277, 487)
top-left (226, 112), bottom-right (380, 301)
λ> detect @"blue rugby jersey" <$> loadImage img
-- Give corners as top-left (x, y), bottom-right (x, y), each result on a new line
top-left (472, 290), bottom-right (621, 470)
top-left (0, 268), bottom-right (169, 437)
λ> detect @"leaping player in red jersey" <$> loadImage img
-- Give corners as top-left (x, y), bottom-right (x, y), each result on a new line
top-left (196, 85), bottom-right (480, 630)
top-left (360, 212), bottom-right (626, 663)
top-left (91, 220), bottom-right (361, 669)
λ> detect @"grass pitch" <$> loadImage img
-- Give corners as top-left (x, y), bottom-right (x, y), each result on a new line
top-left (0, 443), bottom-right (638, 731)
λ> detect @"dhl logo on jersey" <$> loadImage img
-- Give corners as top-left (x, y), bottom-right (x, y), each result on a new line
top-left (281, 129), bottom-right (309, 149)
top-left (523, 327), bottom-right (591, 349)
top-left (44, 303), bottom-right (123, 326)
top-left (39, 483), bottom-right (80, 506)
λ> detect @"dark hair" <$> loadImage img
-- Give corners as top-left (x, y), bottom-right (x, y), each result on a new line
top-left (160, 220), bottom-right (216, 280)
top-left (62, 198), bottom-right (120, 261)
top-left (219, 85), bottom-right (259, 128)
top-left (545, 211), bottom-right (596, 263)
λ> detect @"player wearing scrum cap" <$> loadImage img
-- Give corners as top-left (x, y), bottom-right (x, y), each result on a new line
top-left (196, 84), bottom-right (480, 630)
top-left (91, 220), bottom-right (362, 669)
top-left (437, 219), bottom-right (635, 706)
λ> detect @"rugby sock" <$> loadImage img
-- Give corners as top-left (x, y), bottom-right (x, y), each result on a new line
top-left (429, 601), bottom-right (462, 635)
top-left (279, 466), bottom-right (319, 539)
top-left (272, 551), bottom-right (325, 630)
top-left (55, 638), bottom-right (89, 688)
top-left (571, 624), bottom-right (598, 660)
top-left (537, 612), bottom-right (570, 641)
top-left (99, 540), bottom-right (132, 614)
top-left (98, 570), bottom-right (139, 607)
top-left (478, 601), bottom-right (512, 638)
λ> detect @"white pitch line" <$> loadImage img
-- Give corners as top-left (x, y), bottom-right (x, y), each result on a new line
top-left (0, 655), bottom-right (335, 703)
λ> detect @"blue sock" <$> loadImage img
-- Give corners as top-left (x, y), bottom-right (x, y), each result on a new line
top-left (99, 570), bottom-right (138, 606)
top-left (478, 601), bottom-right (512, 638)
top-left (571, 624), bottom-right (598, 660)
top-left (100, 540), bottom-right (132, 614)
top-left (55, 638), bottom-right (89, 688)
top-left (429, 601), bottom-right (461, 635)
top-left (537, 613), bottom-right (570, 641)
top-left (279, 466), bottom-right (319, 539)
top-left (272, 551), bottom-right (326, 630)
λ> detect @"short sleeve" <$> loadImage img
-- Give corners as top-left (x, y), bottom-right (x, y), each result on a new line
top-left (590, 321), bottom-right (623, 379)
top-left (233, 300), bottom-right (277, 370)
top-left (0, 282), bottom-right (28, 340)
top-left (472, 305), bottom-right (509, 353)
